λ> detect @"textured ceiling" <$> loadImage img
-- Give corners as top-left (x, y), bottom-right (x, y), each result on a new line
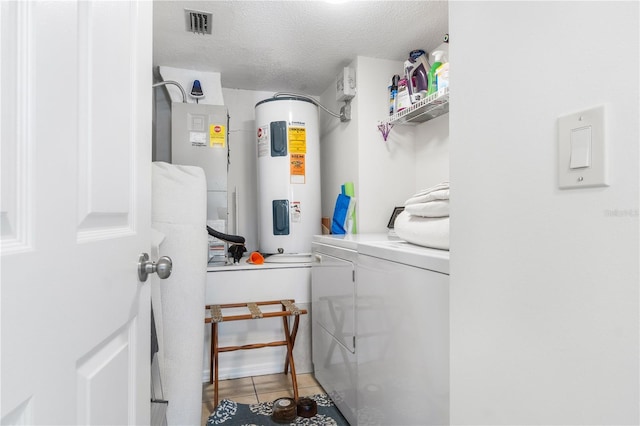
top-left (153, 1), bottom-right (449, 95)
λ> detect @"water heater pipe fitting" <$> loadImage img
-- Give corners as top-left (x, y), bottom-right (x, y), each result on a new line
top-left (272, 92), bottom-right (351, 122)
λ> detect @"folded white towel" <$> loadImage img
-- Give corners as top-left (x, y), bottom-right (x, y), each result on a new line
top-left (394, 211), bottom-right (449, 250)
top-left (410, 182), bottom-right (450, 198)
top-left (404, 200), bottom-right (449, 218)
top-left (404, 188), bottom-right (450, 205)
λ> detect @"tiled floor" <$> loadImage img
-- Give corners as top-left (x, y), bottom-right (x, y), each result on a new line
top-left (201, 373), bottom-right (325, 426)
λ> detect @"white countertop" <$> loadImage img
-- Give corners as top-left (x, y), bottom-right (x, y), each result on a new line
top-left (313, 233), bottom-right (450, 274)
top-left (208, 233), bottom-right (449, 274)
top-left (357, 239), bottom-right (450, 274)
top-left (311, 233), bottom-right (398, 251)
top-left (207, 256), bottom-right (311, 272)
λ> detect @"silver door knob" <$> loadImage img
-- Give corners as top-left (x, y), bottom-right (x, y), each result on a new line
top-left (138, 253), bottom-right (172, 282)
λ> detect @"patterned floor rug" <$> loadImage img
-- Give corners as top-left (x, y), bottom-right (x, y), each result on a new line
top-left (206, 393), bottom-right (350, 426)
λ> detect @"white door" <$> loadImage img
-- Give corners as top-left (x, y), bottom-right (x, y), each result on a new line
top-left (1, 1), bottom-right (153, 425)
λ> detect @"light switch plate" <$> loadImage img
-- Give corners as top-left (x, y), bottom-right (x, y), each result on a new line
top-left (569, 126), bottom-right (591, 169)
top-left (558, 105), bottom-right (607, 189)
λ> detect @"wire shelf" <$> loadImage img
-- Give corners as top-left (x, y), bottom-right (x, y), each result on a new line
top-left (378, 87), bottom-right (449, 140)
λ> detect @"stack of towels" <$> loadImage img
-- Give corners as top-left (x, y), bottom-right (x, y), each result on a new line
top-left (394, 181), bottom-right (450, 250)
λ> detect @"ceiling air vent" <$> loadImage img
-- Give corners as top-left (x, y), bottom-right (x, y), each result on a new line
top-left (185, 9), bottom-right (212, 35)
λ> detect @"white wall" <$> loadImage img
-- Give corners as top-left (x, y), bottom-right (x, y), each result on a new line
top-left (319, 56), bottom-right (447, 233)
top-left (415, 113), bottom-right (449, 189)
top-left (449, 2), bottom-right (639, 424)
top-left (319, 59), bottom-right (360, 222)
top-left (355, 56), bottom-right (418, 232)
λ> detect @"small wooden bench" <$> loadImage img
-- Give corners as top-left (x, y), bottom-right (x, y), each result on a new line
top-left (204, 299), bottom-right (308, 406)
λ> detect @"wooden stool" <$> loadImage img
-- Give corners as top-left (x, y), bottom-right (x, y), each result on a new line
top-left (204, 299), bottom-right (308, 406)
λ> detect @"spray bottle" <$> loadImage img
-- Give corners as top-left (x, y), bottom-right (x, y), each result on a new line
top-left (427, 51), bottom-right (444, 96)
top-left (404, 50), bottom-right (430, 103)
top-left (389, 74), bottom-right (400, 115)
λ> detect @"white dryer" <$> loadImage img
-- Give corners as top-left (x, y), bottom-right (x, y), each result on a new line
top-left (356, 240), bottom-right (449, 425)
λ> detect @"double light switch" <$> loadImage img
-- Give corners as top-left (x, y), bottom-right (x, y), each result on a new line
top-left (558, 105), bottom-right (607, 189)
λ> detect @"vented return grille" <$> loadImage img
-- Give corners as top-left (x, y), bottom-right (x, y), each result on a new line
top-left (185, 10), bottom-right (212, 35)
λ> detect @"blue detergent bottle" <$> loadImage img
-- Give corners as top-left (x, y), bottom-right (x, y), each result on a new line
top-left (405, 49), bottom-right (430, 103)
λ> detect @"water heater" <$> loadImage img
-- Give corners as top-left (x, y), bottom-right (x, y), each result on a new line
top-left (255, 97), bottom-right (321, 254)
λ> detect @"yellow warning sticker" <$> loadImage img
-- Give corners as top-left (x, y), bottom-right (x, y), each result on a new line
top-left (210, 124), bottom-right (226, 147)
top-left (288, 127), bottom-right (306, 153)
top-left (290, 153), bottom-right (306, 184)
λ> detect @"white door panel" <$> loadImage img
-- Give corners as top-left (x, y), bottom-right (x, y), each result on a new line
top-left (0, 0), bottom-right (32, 252)
top-left (1, 1), bottom-right (152, 424)
top-left (311, 253), bottom-right (356, 352)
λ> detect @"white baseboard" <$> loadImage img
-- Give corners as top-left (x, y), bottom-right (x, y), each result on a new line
top-left (202, 361), bottom-right (313, 382)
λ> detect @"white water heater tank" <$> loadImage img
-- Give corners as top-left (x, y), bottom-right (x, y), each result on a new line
top-left (255, 97), bottom-right (321, 254)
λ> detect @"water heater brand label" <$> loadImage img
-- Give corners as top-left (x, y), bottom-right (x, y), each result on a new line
top-left (288, 127), bottom-right (307, 153)
top-left (290, 154), bottom-right (306, 184)
top-left (257, 125), bottom-right (269, 157)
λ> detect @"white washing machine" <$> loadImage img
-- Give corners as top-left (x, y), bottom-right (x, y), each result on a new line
top-left (311, 234), bottom-right (392, 425)
top-left (356, 240), bottom-right (449, 425)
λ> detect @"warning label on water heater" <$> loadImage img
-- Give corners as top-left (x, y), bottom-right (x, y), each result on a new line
top-left (288, 127), bottom-right (306, 154)
top-left (291, 201), bottom-right (301, 223)
top-left (257, 125), bottom-right (269, 157)
top-left (290, 154), bottom-right (305, 184)
top-left (209, 124), bottom-right (226, 147)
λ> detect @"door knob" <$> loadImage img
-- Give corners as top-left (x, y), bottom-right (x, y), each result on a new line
top-left (138, 253), bottom-right (172, 282)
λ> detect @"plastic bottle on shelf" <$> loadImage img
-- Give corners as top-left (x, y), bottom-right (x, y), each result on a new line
top-left (395, 78), bottom-right (411, 112)
top-left (427, 51), bottom-right (444, 96)
top-left (389, 75), bottom-right (400, 115)
top-left (435, 62), bottom-right (449, 91)
top-left (405, 50), bottom-right (430, 103)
